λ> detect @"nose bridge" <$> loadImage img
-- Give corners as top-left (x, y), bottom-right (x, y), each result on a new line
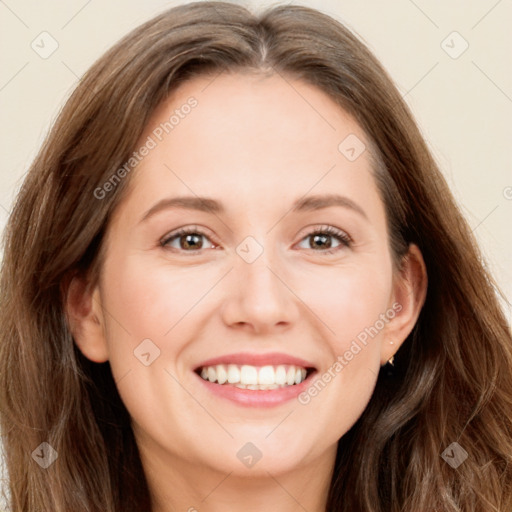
top-left (237, 233), bottom-right (284, 302)
top-left (221, 232), bottom-right (298, 331)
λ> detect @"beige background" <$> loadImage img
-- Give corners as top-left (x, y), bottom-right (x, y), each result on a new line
top-left (0, 0), bottom-right (511, 323)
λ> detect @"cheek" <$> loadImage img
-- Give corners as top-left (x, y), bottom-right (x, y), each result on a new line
top-left (300, 261), bottom-right (392, 351)
top-left (105, 244), bottom-right (212, 321)
top-left (98, 256), bottom-right (214, 434)
top-left (299, 269), bottom-right (388, 442)
top-left (292, 260), bottom-right (392, 433)
top-left (100, 254), bottom-right (222, 365)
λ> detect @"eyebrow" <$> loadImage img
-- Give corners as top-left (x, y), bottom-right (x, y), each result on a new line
top-left (139, 193), bottom-right (368, 223)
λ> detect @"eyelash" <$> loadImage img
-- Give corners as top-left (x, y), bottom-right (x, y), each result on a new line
top-left (160, 225), bottom-right (352, 256)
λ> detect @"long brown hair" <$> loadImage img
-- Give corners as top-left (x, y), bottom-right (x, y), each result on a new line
top-left (1, 2), bottom-right (511, 510)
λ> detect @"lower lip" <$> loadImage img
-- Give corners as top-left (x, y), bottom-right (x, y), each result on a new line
top-left (194, 371), bottom-right (317, 408)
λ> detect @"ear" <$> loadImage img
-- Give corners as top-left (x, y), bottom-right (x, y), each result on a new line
top-left (63, 272), bottom-right (109, 363)
top-left (381, 243), bottom-right (428, 365)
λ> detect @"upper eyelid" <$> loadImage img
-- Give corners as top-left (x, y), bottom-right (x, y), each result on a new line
top-left (297, 224), bottom-right (351, 240)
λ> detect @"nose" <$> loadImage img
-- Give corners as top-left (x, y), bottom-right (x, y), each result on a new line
top-left (220, 246), bottom-right (300, 335)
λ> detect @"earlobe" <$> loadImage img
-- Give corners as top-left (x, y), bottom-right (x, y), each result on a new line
top-left (381, 244), bottom-right (428, 365)
top-left (64, 273), bottom-right (109, 363)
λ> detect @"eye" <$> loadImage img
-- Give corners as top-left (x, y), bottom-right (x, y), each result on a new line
top-left (160, 226), bottom-right (217, 253)
top-left (160, 224), bottom-right (352, 255)
top-left (296, 225), bottom-right (352, 255)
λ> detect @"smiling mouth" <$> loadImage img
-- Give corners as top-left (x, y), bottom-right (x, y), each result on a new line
top-left (194, 364), bottom-right (316, 390)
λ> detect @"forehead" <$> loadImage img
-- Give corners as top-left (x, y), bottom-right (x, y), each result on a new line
top-left (115, 71), bottom-right (382, 223)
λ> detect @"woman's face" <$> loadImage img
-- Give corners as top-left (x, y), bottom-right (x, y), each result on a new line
top-left (78, 71), bottom-right (423, 479)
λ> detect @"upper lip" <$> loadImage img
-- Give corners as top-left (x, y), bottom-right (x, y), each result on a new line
top-left (194, 352), bottom-right (317, 370)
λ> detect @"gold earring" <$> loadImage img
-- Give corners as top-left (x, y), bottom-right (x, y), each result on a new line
top-left (388, 341), bottom-right (395, 366)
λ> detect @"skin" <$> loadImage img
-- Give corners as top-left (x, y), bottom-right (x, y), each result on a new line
top-left (67, 71), bottom-right (427, 512)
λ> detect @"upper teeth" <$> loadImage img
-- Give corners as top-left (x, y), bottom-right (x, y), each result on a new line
top-left (199, 364), bottom-right (307, 387)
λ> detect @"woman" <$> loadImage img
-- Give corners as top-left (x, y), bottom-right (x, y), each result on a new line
top-left (1, 2), bottom-right (511, 511)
